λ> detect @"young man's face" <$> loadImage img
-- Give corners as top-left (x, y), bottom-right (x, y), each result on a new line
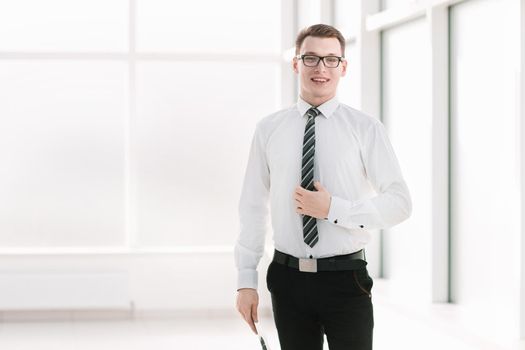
top-left (293, 36), bottom-right (347, 106)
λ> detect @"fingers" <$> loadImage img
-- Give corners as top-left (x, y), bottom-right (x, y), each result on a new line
top-left (236, 291), bottom-right (259, 335)
top-left (250, 304), bottom-right (259, 334)
top-left (242, 308), bottom-right (258, 335)
top-left (295, 186), bottom-right (306, 195)
top-left (295, 185), bottom-right (314, 199)
top-left (295, 192), bottom-right (306, 215)
top-left (294, 192), bottom-right (305, 214)
top-left (251, 302), bottom-right (258, 323)
top-left (297, 182), bottom-right (325, 194)
top-left (295, 196), bottom-right (305, 215)
top-left (243, 311), bottom-right (258, 335)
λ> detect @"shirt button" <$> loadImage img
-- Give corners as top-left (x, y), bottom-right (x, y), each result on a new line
top-left (334, 219), bottom-right (338, 224)
top-left (359, 225), bottom-right (364, 228)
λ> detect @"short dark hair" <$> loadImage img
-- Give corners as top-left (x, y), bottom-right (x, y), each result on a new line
top-left (295, 24), bottom-right (346, 57)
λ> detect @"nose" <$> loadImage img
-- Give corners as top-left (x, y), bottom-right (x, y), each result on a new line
top-left (314, 59), bottom-right (327, 73)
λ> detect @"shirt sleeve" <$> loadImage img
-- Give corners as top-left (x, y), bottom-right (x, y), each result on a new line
top-left (326, 120), bottom-right (412, 230)
top-left (234, 122), bottom-right (270, 291)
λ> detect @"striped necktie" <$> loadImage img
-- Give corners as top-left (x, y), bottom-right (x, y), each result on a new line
top-left (301, 107), bottom-right (321, 248)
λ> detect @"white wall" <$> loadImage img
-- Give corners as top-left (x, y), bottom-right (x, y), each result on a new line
top-left (364, 0), bottom-right (524, 345)
top-left (450, 0), bottom-right (521, 343)
top-left (0, 252), bottom-right (274, 315)
top-left (0, 0), bottom-right (282, 313)
top-left (381, 17), bottom-right (433, 303)
top-left (0, 61), bottom-right (128, 246)
top-left (1, 4), bottom-right (525, 347)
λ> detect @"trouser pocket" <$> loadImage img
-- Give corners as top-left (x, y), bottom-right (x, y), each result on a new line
top-left (353, 268), bottom-right (373, 298)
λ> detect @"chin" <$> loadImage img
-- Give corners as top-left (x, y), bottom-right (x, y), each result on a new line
top-left (310, 89), bottom-right (335, 99)
top-left (309, 85), bottom-right (333, 93)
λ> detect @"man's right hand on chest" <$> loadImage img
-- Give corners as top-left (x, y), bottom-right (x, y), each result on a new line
top-left (236, 288), bottom-right (259, 335)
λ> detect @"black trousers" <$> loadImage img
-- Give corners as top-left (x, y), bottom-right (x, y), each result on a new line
top-left (266, 259), bottom-right (374, 350)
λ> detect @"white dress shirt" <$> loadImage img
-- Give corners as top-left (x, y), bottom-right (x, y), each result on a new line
top-left (234, 96), bottom-right (412, 290)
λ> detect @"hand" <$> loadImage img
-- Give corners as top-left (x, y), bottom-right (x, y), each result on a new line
top-left (294, 181), bottom-right (331, 219)
top-left (236, 288), bottom-right (259, 334)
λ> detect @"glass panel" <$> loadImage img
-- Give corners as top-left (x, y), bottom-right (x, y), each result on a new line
top-left (0, 61), bottom-right (128, 246)
top-left (450, 0), bottom-right (520, 343)
top-left (134, 62), bottom-right (280, 246)
top-left (337, 44), bottom-right (359, 109)
top-left (382, 18), bottom-right (432, 303)
top-left (334, 0), bottom-right (360, 39)
top-left (0, 0), bottom-right (128, 52)
top-left (136, 0), bottom-right (281, 53)
top-left (381, 0), bottom-right (415, 11)
top-left (297, 0), bottom-right (322, 32)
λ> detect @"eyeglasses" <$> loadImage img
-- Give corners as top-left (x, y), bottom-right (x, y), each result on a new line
top-left (296, 54), bottom-right (344, 68)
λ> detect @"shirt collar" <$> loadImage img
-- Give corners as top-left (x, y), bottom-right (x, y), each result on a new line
top-left (297, 95), bottom-right (339, 119)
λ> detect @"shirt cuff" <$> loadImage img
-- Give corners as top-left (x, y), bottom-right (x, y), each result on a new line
top-left (237, 269), bottom-right (258, 291)
top-left (327, 195), bottom-right (365, 229)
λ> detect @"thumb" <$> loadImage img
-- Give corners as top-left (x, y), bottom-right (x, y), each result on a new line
top-left (314, 181), bottom-right (325, 191)
top-left (251, 303), bottom-right (258, 323)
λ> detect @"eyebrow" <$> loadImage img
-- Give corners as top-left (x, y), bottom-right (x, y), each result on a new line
top-left (303, 51), bottom-right (340, 56)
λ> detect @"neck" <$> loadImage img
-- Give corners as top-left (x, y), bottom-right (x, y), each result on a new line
top-left (300, 93), bottom-right (335, 107)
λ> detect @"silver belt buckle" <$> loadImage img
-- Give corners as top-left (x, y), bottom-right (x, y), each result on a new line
top-left (299, 258), bottom-right (317, 273)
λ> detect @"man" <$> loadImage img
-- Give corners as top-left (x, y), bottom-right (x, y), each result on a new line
top-left (235, 24), bottom-right (412, 350)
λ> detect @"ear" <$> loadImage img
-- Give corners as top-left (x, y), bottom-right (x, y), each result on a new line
top-left (292, 57), bottom-right (299, 74)
top-left (340, 58), bottom-right (348, 77)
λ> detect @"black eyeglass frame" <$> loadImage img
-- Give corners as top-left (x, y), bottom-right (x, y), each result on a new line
top-left (295, 54), bottom-right (345, 68)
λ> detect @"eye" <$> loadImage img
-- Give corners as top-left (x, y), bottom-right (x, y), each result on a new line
top-left (325, 56), bottom-right (339, 64)
top-left (303, 56), bottom-right (318, 64)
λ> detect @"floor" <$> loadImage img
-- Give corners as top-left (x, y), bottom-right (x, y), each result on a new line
top-left (0, 280), bottom-right (523, 350)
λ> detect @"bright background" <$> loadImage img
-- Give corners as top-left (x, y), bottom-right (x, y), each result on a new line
top-left (0, 0), bottom-right (524, 349)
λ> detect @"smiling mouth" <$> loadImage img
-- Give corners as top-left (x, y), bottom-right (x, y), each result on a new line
top-left (311, 78), bottom-right (329, 83)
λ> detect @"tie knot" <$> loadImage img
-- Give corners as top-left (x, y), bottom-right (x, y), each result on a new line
top-left (306, 107), bottom-right (320, 119)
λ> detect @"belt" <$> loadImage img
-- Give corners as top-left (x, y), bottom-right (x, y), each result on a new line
top-left (272, 249), bottom-right (367, 273)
